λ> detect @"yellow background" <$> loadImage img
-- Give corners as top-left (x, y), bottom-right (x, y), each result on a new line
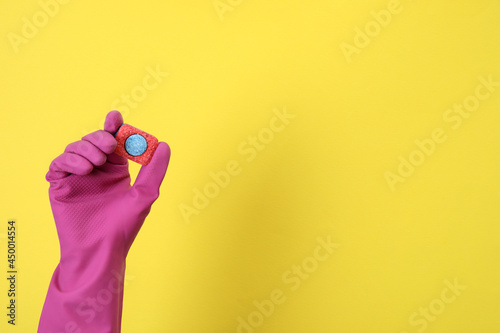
top-left (1, 0), bottom-right (500, 332)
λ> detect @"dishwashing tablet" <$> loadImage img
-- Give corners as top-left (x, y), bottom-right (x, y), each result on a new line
top-left (114, 123), bottom-right (159, 165)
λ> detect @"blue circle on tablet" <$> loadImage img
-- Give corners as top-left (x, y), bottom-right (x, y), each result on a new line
top-left (125, 134), bottom-right (148, 156)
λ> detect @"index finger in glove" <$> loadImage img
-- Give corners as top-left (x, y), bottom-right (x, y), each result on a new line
top-left (103, 110), bottom-right (128, 165)
top-left (104, 110), bottom-right (123, 134)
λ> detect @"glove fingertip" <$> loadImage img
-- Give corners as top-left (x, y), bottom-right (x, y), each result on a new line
top-left (104, 110), bottom-right (124, 134)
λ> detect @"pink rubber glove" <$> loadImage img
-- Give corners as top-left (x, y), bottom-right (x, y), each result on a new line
top-left (38, 111), bottom-right (171, 333)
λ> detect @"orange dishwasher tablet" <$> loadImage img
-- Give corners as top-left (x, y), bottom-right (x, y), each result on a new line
top-left (113, 123), bottom-right (159, 165)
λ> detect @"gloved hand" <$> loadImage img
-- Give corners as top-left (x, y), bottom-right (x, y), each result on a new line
top-left (38, 110), bottom-right (171, 333)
